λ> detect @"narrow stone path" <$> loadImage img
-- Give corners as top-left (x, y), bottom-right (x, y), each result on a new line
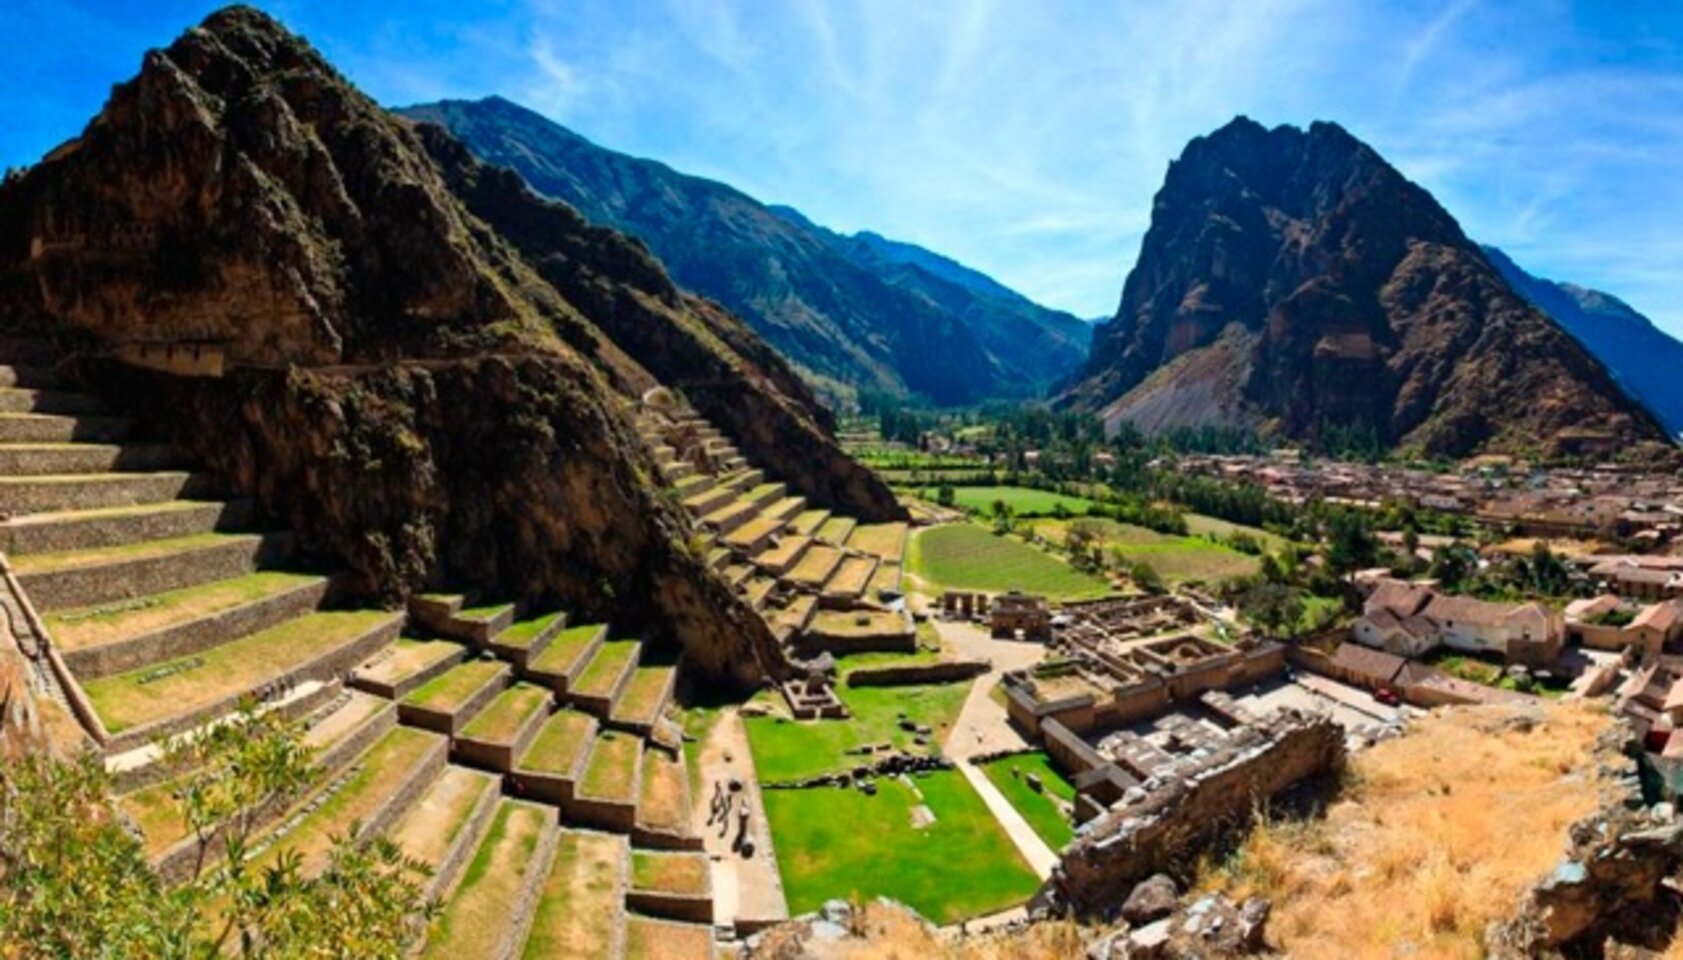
top-left (956, 758), bottom-right (1058, 880)
top-left (693, 708), bottom-right (788, 930)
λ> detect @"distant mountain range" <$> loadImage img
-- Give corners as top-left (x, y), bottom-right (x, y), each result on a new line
top-left (400, 96), bottom-right (1089, 405)
top-left (1482, 247), bottom-right (1683, 440)
top-left (1057, 117), bottom-right (1667, 458)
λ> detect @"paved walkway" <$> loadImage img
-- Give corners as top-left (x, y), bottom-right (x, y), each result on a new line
top-left (693, 708), bottom-right (788, 929)
top-left (956, 758), bottom-right (1059, 880)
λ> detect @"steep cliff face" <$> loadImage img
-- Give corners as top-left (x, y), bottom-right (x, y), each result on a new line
top-left (1484, 246), bottom-right (1683, 440)
top-left (0, 6), bottom-right (794, 686)
top-left (401, 96), bottom-right (1084, 403)
top-left (1060, 118), bottom-right (1667, 458)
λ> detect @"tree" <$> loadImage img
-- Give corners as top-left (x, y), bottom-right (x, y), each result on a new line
top-left (0, 702), bottom-right (435, 958)
top-left (1065, 519), bottom-right (1106, 570)
top-left (990, 499), bottom-right (1015, 535)
top-left (1324, 511), bottom-right (1379, 579)
top-left (1239, 583), bottom-right (1307, 639)
top-left (1430, 542), bottom-right (1479, 590)
top-left (935, 483), bottom-right (956, 508)
top-left (1130, 561), bottom-right (1165, 594)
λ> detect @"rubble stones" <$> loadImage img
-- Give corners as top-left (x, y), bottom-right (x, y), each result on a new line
top-left (1121, 874), bottom-right (1179, 926)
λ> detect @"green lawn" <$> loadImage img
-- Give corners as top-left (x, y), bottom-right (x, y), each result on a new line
top-left (761, 770), bottom-right (1040, 924)
top-left (922, 485), bottom-right (1095, 517)
top-left (980, 752), bottom-right (1077, 851)
top-left (908, 523), bottom-right (1111, 600)
top-left (745, 681), bottom-right (972, 782)
top-left (1034, 517), bottom-right (1260, 585)
top-left (1182, 514), bottom-right (1294, 552)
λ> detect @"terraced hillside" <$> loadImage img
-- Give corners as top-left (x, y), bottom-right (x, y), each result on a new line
top-left (1, 340), bottom-right (719, 958)
top-left (639, 400), bottom-right (913, 660)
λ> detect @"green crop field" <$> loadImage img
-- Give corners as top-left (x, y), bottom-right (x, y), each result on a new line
top-left (761, 770), bottom-right (1040, 923)
top-left (1182, 513), bottom-right (1295, 552)
top-left (980, 752), bottom-right (1078, 850)
top-left (907, 524), bottom-right (1111, 600)
top-left (1033, 518), bottom-right (1261, 585)
top-left (919, 485), bottom-right (1097, 517)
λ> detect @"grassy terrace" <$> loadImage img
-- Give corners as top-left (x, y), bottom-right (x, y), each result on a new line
top-left (726, 514), bottom-right (784, 548)
top-left (455, 601), bottom-right (512, 623)
top-left (908, 524), bottom-right (1110, 601)
top-left (745, 681), bottom-right (971, 782)
top-left (495, 611), bottom-right (565, 651)
top-left (788, 544), bottom-right (842, 585)
top-left (253, 726), bottom-right (441, 873)
top-left (517, 710), bottom-right (596, 774)
top-left (867, 562), bottom-right (902, 595)
top-left (422, 801), bottom-right (552, 960)
top-left (529, 623), bottom-right (605, 675)
top-left (788, 509), bottom-right (829, 536)
top-left (44, 571), bottom-right (321, 652)
top-left (769, 596), bottom-right (816, 634)
top-left (761, 769), bottom-right (1039, 924)
top-left (355, 637), bottom-right (462, 688)
top-left (460, 683), bottom-right (551, 743)
top-left (631, 850), bottom-right (708, 895)
top-left (757, 536), bottom-right (811, 570)
top-left (572, 640), bottom-right (640, 700)
top-left (523, 830), bottom-right (624, 960)
top-left (702, 498), bottom-right (759, 528)
top-left (82, 610), bottom-right (396, 734)
top-left (815, 516), bottom-right (856, 544)
top-left (403, 660), bottom-right (507, 714)
top-left (624, 916), bottom-right (711, 960)
top-left (826, 556), bottom-right (877, 595)
top-left (612, 665), bottom-right (675, 727)
top-left (7, 531), bottom-right (254, 574)
top-left (1033, 517), bottom-right (1262, 585)
top-left (980, 752), bottom-right (1078, 850)
top-left (120, 778), bottom-right (194, 859)
top-left (920, 485), bottom-right (1096, 517)
top-left (637, 747), bottom-right (689, 834)
top-left (390, 766), bottom-right (498, 873)
top-left (846, 522), bottom-right (909, 562)
top-left (579, 731), bottom-right (642, 800)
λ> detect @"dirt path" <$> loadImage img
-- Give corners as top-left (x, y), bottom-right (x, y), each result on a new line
top-left (693, 708), bottom-right (788, 931)
top-left (937, 618), bottom-right (1045, 761)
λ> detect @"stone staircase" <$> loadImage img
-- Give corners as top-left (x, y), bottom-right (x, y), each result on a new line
top-left (638, 403), bottom-right (912, 654)
top-left (0, 342), bottom-right (717, 957)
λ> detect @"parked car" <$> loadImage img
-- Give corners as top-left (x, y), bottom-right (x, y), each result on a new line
top-left (1373, 687), bottom-right (1401, 707)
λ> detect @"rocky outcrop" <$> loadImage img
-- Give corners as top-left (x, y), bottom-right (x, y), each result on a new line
top-left (401, 96), bottom-right (1086, 404)
top-left (1059, 118), bottom-right (1668, 458)
top-left (413, 129), bottom-right (903, 521)
top-left (0, 5), bottom-right (800, 687)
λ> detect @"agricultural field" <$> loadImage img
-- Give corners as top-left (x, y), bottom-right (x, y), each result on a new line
top-left (760, 769), bottom-right (1041, 924)
top-left (918, 485), bottom-right (1097, 517)
top-left (907, 523), bottom-right (1111, 600)
top-left (1033, 517), bottom-right (1261, 586)
top-left (980, 752), bottom-right (1078, 850)
top-left (1183, 513), bottom-right (1296, 552)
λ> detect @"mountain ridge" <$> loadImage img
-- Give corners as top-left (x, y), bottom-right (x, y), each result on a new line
top-left (399, 95), bottom-right (1088, 404)
top-left (1059, 116), bottom-right (1667, 458)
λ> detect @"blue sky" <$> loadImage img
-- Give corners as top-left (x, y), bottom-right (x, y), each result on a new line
top-left (4, 1), bottom-right (1681, 336)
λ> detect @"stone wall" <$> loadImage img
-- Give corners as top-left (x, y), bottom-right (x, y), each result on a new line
top-left (844, 659), bottom-right (989, 687)
top-left (1053, 711), bottom-right (1345, 917)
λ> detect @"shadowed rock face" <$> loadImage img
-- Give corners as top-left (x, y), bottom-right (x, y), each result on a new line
top-left (1060, 117), bottom-right (1667, 458)
top-left (0, 4), bottom-right (899, 686)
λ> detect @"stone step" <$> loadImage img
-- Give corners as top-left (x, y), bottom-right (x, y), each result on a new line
top-left (633, 744), bottom-right (701, 851)
top-left (720, 455), bottom-right (748, 473)
top-left (681, 485), bottom-right (735, 518)
top-left (672, 473), bottom-right (713, 498)
top-left (823, 554), bottom-right (880, 601)
top-left (565, 639), bottom-right (642, 720)
top-left (0, 441), bottom-right (181, 476)
top-left (350, 637), bottom-right (469, 699)
top-left (608, 664), bottom-right (676, 735)
top-left (754, 535), bottom-right (812, 577)
top-left (722, 468), bottom-right (763, 493)
top-left (524, 622), bottom-right (608, 695)
top-left (443, 601), bottom-right (517, 645)
top-left (661, 460), bottom-right (695, 482)
top-left (489, 610), bottom-right (568, 669)
top-left (627, 848), bottom-right (713, 923)
top-left (763, 496), bottom-right (807, 525)
top-left (0, 364), bottom-right (62, 389)
top-left (0, 387), bottom-right (108, 416)
top-left (51, 570), bottom-right (331, 681)
top-left (454, 682), bottom-right (554, 773)
top-left (249, 724), bottom-right (448, 877)
top-left (0, 412), bottom-right (133, 443)
top-left (84, 609), bottom-right (404, 753)
top-left (787, 508), bottom-right (831, 537)
top-left (388, 765), bottom-right (501, 900)
top-left (623, 915), bottom-right (717, 960)
top-left (398, 659), bottom-right (512, 736)
top-left (815, 515), bottom-right (857, 547)
top-left (510, 708), bottom-right (598, 806)
top-left (722, 564), bottom-right (754, 590)
top-left (769, 595), bottom-right (818, 642)
top-left (11, 531), bottom-right (293, 611)
top-left (0, 498), bottom-right (255, 555)
top-left (420, 799), bottom-right (559, 960)
top-left (570, 730), bottom-right (644, 833)
top-left (743, 482), bottom-right (786, 511)
top-left (704, 546), bottom-right (731, 571)
top-left (723, 513), bottom-right (788, 556)
top-left (744, 577), bottom-right (778, 611)
top-left (520, 829), bottom-right (629, 960)
top-left (700, 498), bottom-right (761, 536)
top-left (0, 471), bottom-right (218, 516)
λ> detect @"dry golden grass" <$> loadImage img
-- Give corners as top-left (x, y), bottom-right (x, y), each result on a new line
top-left (1199, 702), bottom-right (1609, 959)
top-left (792, 901), bottom-right (1084, 960)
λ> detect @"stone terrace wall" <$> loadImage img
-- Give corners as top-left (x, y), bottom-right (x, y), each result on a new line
top-left (844, 660), bottom-right (989, 687)
top-left (1053, 711), bottom-right (1344, 917)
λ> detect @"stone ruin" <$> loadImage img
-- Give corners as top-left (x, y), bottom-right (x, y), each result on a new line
top-left (941, 590), bottom-right (990, 621)
top-left (990, 590), bottom-right (1053, 642)
top-left (779, 652), bottom-right (847, 720)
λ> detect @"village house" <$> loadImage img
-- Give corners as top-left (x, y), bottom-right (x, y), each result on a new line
top-left (1353, 579), bottom-right (1564, 668)
top-left (1566, 595), bottom-right (1683, 656)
